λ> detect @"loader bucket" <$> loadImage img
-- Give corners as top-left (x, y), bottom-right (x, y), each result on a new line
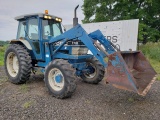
top-left (105, 51), bottom-right (157, 96)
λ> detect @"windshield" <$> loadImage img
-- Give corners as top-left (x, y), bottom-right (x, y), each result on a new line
top-left (42, 19), bottom-right (62, 39)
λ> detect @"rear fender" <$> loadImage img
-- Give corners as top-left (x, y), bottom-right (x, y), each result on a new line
top-left (10, 39), bottom-right (32, 50)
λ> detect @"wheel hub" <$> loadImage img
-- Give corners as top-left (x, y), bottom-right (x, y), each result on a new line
top-left (87, 66), bottom-right (95, 74)
top-left (7, 52), bottom-right (19, 77)
top-left (55, 74), bottom-right (63, 83)
top-left (84, 63), bottom-right (96, 79)
top-left (48, 68), bottom-right (64, 91)
top-left (13, 55), bottom-right (19, 73)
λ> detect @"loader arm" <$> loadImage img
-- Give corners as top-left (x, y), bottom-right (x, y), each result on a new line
top-left (49, 24), bottom-right (115, 67)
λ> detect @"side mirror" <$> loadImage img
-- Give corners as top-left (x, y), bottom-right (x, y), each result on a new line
top-left (61, 24), bottom-right (66, 32)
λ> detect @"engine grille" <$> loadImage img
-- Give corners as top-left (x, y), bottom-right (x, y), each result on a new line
top-left (72, 46), bottom-right (88, 55)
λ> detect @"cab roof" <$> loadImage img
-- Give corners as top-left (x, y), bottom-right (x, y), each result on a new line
top-left (15, 13), bottom-right (61, 20)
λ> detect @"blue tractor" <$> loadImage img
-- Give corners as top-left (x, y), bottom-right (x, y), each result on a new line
top-left (5, 6), bottom-right (157, 98)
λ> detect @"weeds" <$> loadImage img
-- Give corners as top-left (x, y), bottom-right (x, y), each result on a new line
top-left (128, 97), bottom-right (134, 102)
top-left (157, 75), bottom-right (160, 81)
top-left (0, 79), bottom-right (7, 84)
top-left (19, 84), bottom-right (29, 93)
top-left (22, 101), bottom-right (33, 109)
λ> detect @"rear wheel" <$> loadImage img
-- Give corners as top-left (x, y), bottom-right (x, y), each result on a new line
top-left (4, 44), bottom-right (32, 84)
top-left (45, 59), bottom-right (76, 99)
top-left (81, 58), bottom-right (105, 84)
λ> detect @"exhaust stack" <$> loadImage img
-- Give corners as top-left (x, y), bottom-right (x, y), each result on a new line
top-left (73, 5), bottom-right (79, 27)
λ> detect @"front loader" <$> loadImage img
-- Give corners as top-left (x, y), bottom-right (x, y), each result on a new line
top-left (4, 6), bottom-right (157, 99)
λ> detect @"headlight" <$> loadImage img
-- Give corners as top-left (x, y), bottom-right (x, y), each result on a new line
top-left (55, 17), bottom-right (62, 22)
top-left (44, 15), bottom-right (52, 19)
top-left (55, 18), bottom-right (59, 21)
top-left (58, 18), bottom-right (62, 22)
top-left (48, 16), bottom-right (52, 19)
top-left (44, 15), bottom-right (48, 19)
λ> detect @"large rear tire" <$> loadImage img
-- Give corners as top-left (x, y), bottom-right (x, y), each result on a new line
top-left (80, 57), bottom-right (105, 84)
top-left (44, 59), bottom-right (76, 99)
top-left (4, 44), bottom-right (32, 84)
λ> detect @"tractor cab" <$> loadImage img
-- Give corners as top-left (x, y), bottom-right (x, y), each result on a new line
top-left (15, 11), bottom-right (63, 60)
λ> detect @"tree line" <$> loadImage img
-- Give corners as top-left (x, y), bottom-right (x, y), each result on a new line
top-left (0, 41), bottom-right (9, 46)
top-left (82, 0), bottom-right (160, 43)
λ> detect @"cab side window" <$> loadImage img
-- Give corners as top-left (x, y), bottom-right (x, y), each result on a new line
top-left (28, 18), bottom-right (39, 40)
top-left (28, 18), bottom-right (40, 54)
top-left (53, 24), bottom-right (61, 37)
top-left (17, 21), bottom-right (25, 39)
top-left (42, 20), bottom-right (51, 39)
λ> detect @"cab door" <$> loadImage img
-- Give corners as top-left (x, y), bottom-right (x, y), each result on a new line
top-left (27, 17), bottom-right (42, 60)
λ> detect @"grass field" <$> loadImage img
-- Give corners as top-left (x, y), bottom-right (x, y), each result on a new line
top-left (139, 42), bottom-right (160, 80)
top-left (148, 58), bottom-right (160, 80)
top-left (0, 46), bottom-right (6, 66)
top-left (0, 42), bottom-right (159, 80)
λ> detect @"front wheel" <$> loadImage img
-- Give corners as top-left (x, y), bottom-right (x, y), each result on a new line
top-left (80, 58), bottom-right (105, 84)
top-left (44, 59), bottom-right (76, 99)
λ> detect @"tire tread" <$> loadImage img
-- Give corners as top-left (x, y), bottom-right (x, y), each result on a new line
top-left (45, 59), bottom-right (76, 99)
top-left (4, 44), bottom-right (32, 84)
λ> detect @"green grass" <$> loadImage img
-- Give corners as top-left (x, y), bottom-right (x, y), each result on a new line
top-left (147, 58), bottom-right (160, 80)
top-left (139, 42), bottom-right (160, 80)
top-left (0, 41), bottom-right (9, 66)
top-left (0, 46), bottom-right (6, 66)
top-left (139, 42), bottom-right (160, 61)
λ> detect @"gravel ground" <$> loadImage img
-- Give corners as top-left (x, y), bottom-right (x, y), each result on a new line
top-left (0, 66), bottom-right (160, 120)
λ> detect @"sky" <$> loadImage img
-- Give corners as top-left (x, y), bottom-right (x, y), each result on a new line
top-left (0, 0), bottom-right (84, 40)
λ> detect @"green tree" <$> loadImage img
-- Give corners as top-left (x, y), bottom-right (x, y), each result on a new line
top-left (82, 0), bottom-right (160, 43)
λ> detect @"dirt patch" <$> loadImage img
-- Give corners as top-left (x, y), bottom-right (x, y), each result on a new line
top-left (0, 66), bottom-right (160, 120)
